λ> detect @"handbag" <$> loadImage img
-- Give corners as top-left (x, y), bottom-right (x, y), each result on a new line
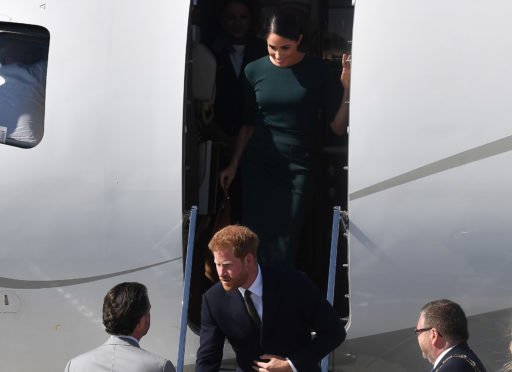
top-left (213, 190), bottom-right (231, 234)
top-left (205, 190), bottom-right (232, 282)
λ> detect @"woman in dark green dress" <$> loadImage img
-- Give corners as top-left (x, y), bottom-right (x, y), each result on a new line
top-left (220, 9), bottom-right (351, 267)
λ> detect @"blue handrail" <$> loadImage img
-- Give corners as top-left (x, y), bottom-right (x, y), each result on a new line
top-left (321, 206), bottom-right (341, 372)
top-left (176, 206), bottom-right (198, 372)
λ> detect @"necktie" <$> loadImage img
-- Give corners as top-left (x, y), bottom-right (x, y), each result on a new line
top-left (244, 290), bottom-right (261, 333)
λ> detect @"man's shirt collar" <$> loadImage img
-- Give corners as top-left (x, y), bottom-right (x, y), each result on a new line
top-left (117, 335), bottom-right (140, 347)
top-left (238, 264), bottom-right (262, 297)
top-left (433, 345), bottom-right (456, 368)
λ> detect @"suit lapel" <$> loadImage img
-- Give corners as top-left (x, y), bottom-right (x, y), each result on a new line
top-left (261, 267), bottom-right (282, 345)
top-left (434, 343), bottom-right (476, 372)
top-left (226, 289), bottom-right (255, 330)
top-left (218, 50), bottom-right (239, 82)
top-left (224, 283), bottom-right (264, 348)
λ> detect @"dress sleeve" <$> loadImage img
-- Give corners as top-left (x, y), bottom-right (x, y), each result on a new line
top-left (241, 65), bottom-right (262, 126)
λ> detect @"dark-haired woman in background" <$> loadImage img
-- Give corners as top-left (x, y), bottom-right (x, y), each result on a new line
top-left (219, 8), bottom-right (351, 267)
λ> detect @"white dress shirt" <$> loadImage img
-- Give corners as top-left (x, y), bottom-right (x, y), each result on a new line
top-left (238, 264), bottom-right (263, 320)
top-left (229, 45), bottom-right (245, 77)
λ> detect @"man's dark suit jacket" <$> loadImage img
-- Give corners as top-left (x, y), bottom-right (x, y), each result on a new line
top-left (210, 34), bottom-right (267, 137)
top-left (435, 342), bottom-right (486, 372)
top-left (195, 266), bottom-right (346, 372)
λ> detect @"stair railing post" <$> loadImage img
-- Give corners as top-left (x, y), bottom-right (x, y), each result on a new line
top-left (321, 206), bottom-right (341, 372)
top-left (176, 206), bottom-right (198, 372)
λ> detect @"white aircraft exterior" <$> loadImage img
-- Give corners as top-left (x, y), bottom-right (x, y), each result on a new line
top-left (1, 1), bottom-right (511, 371)
top-left (345, 1), bottom-right (512, 370)
top-left (0, 1), bottom-right (196, 370)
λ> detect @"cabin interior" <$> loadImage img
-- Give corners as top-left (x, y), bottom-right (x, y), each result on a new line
top-left (0, 22), bottom-right (49, 148)
top-left (182, 0), bottom-right (355, 332)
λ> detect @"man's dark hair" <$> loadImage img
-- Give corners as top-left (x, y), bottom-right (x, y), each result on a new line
top-left (421, 299), bottom-right (469, 344)
top-left (102, 282), bottom-right (150, 335)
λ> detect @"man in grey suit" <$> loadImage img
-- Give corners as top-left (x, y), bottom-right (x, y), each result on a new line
top-left (64, 282), bottom-right (175, 372)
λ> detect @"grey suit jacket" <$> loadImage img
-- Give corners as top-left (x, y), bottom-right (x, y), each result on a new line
top-left (64, 335), bottom-right (175, 372)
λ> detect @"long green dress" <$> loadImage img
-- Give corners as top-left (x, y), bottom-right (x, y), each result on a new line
top-left (241, 55), bottom-right (341, 267)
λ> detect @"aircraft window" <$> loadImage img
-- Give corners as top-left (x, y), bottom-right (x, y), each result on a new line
top-left (0, 22), bottom-right (49, 149)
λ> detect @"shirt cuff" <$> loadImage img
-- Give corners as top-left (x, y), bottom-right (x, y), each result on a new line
top-left (286, 358), bottom-right (298, 372)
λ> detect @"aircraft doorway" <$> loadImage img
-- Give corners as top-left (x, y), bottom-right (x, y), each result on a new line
top-left (182, 0), bottom-right (354, 332)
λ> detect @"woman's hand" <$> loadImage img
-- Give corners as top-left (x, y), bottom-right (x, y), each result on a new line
top-left (330, 54), bottom-right (351, 136)
top-left (219, 163), bottom-right (237, 193)
top-left (218, 125), bottom-right (255, 192)
top-left (340, 53), bottom-right (351, 90)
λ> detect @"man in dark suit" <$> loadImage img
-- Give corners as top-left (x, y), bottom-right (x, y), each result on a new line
top-left (415, 299), bottom-right (486, 372)
top-left (207, 0), bottom-right (267, 223)
top-left (195, 225), bottom-right (346, 372)
top-left (209, 0), bottom-right (267, 141)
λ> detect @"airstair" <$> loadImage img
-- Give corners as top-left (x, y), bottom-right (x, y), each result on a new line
top-left (176, 206), bottom-right (348, 372)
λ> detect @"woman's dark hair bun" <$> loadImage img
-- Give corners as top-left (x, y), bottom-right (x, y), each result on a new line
top-left (264, 8), bottom-right (302, 41)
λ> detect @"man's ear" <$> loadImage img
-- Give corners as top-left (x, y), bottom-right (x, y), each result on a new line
top-left (134, 315), bottom-right (145, 331)
top-left (431, 328), bottom-right (445, 348)
top-left (244, 253), bottom-right (255, 265)
top-left (131, 312), bottom-right (149, 339)
top-left (130, 317), bottom-right (143, 338)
